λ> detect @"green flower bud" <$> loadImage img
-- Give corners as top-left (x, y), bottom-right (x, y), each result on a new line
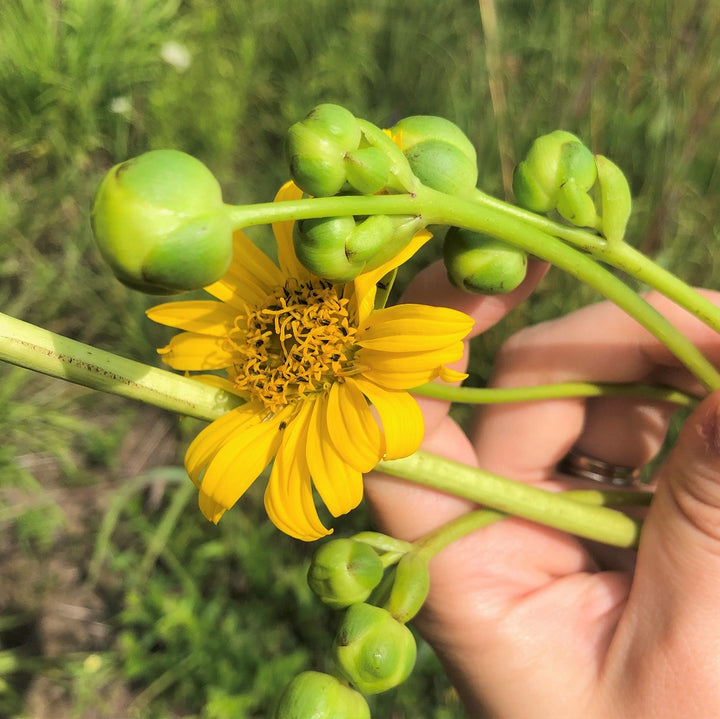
top-left (333, 603), bottom-right (416, 695)
top-left (286, 122), bottom-right (349, 198)
top-left (443, 227), bottom-right (527, 294)
top-left (294, 215), bottom-right (360, 283)
top-left (385, 552), bottom-right (430, 624)
top-left (594, 154), bottom-right (632, 244)
top-left (273, 671), bottom-right (371, 719)
top-left (286, 104), bottom-right (362, 197)
top-left (390, 115), bottom-right (478, 196)
top-left (90, 149), bottom-right (233, 294)
top-left (294, 213), bottom-right (424, 283)
top-left (307, 539), bottom-right (384, 610)
top-left (513, 130), bottom-right (591, 213)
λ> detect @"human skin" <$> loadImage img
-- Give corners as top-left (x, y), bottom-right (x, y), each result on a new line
top-left (365, 260), bottom-right (720, 718)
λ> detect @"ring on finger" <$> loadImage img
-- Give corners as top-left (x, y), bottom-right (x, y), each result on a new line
top-left (557, 448), bottom-right (641, 487)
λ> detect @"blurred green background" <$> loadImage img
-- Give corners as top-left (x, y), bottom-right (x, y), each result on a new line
top-left (2, 0), bottom-right (720, 716)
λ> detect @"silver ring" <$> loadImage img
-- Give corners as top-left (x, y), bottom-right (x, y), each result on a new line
top-left (557, 448), bottom-right (641, 487)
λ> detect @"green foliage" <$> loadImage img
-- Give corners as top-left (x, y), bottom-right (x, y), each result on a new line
top-left (3, 0), bottom-right (720, 716)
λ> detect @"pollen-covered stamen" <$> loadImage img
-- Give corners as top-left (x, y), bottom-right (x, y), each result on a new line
top-left (228, 278), bottom-right (360, 410)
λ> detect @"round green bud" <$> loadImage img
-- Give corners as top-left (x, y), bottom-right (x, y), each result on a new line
top-left (286, 104), bottom-right (362, 197)
top-left (385, 552), bottom-right (430, 624)
top-left (307, 539), bottom-right (384, 610)
top-left (294, 215), bottom-right (359, 283)
top-left (286, 122), bottom-right (348, 198)
top-left (333, 603), bottom-right (417, 695)
top-left (443, 227), bottom-right (528, 294)
top-left (390, 115), bottom-right (478, 196)
top-left (90, 149), bottom-right (232, 294)
top-left (273, 671), bottom-right (371, 719)
top-left (513, 130), bottom-right (590, 213)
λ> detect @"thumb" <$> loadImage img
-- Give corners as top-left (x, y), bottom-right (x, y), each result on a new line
top-left (612, 390), bottom-right (720, 679)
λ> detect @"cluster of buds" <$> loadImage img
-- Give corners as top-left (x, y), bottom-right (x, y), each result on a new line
top-left (513, 130), bottom-right (632, 244)
top-left (275, 535), bottom-right (430, 716)
top-left (287, 105), bottom-right (487, 285)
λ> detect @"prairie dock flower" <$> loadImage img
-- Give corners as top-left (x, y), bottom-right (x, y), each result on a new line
top-left (147, 183), bottom-right (473, 540)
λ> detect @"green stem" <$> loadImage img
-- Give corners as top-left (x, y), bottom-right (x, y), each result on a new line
top-left (412, 380), bottom-right (699, 407)
top-left (0, 312), bottom-right (660, 550)
top-left (470, 187), bottom-right (720, 336)
top-left (377, 450), bottom-right (643, 549)
top-left (417, 187), bottom-right (720, 391)
top-left (597, 240), bottom-right (720, 334)
top-left (228, 190), bottom-right (720, 390)
top-left (0, 312), bottom-right (241, 421)
top-left (413, 487), bottom-right (653, 560)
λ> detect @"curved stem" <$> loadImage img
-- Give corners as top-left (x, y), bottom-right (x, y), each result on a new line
top-left (472, 187), bottom-right (720, 336)
top-left (377, 450), bottom-right (643, 549)
top-left (417, 187), bottom-right (720, 391)
top-left (596, 240), bottom-right (720, 334)
top-left (227, 190), bottom-right (720, 390)
top-left (412, 380), bottom-right (699, 407)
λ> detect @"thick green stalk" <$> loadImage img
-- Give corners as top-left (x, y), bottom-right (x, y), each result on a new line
top-left (2, 311), bottom-right (650, 548)
top-left (0, 312), bottom-right (241, 421)
top-left (378, 451), bottom-right (643, 549)
top-left (413, 487), bottom-right (653, 560)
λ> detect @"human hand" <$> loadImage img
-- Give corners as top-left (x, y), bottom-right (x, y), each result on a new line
top-left (365, 260), bottom-right (720, 718)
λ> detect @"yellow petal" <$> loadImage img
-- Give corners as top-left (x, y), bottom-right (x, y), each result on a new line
top-left (349, 376), bottom-right (424, 459)
top-left (146, 300), bottom-right (237, 336)
top-left (205, 230), bottom-right (284, 308)
top-left (184, 403), bottom-right (259, 486)
top-left (357, 341), bottom-right (466, 390)
top-left (357, 303), bottom-right (474, 351)
top-left (264, 400), bottom-right (332, 541)
top-left (198, 490), bottom-right (227, 524)
top-left (157, 332), bottom-right (234, 371)
top-left (197, 406), bottom-right (291, 522)
top-left (352, 230), bottom-right (432, 323)
top-left (306, 395), bottom-right (364, 517)
top-left (272, 181), bottom-right (314, 282)
top-left (326, 380), bottom-right (385, 472)
top-left (438, 365), bottom-right (469, 383)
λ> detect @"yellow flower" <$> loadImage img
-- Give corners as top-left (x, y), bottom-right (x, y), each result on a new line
top-left (147, 183), bottom-right (474, 540)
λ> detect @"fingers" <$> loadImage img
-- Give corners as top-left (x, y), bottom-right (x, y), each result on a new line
top-left (472, 291), bottom-right (720, 483)
top-left (600, 390), bottom-right (720, 714)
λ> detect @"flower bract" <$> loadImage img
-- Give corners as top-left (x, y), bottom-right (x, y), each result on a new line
top-left (147, 182), bottom-right (473, 540)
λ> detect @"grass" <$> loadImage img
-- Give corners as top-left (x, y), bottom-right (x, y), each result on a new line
top-left (2, 0), bottom-right (720, 716)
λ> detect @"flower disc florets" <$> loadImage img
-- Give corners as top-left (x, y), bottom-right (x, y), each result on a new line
top-left (229, 278), bottom-right (360, 412)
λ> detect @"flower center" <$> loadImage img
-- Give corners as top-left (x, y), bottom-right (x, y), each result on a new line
top-left (229, 278), bottom-right (359, 411)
